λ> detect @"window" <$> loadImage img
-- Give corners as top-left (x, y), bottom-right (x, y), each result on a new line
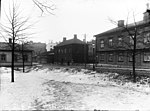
top-left (0, 54), bottom-right (6, 62)
top-left (108, 53), bottom-right (113, 62)
top-left (144, 32), bottom-right (150, 43)
top-left (129, 36), bottom-right (134, 44)
top-left (108, 38), bottom-right (113, 47)
top-left (100, 53), bottom-right (105, 61)
top-left (118, 37), bottom-right (122, 46)
top-left (118, 53), bottom-right (124, 62)
top-left (100, 39), bottom-right (104, 48)
top-left (129, 55), bottom-right (133, 62)
top-left (143, 52), bottom-right (150, 62)
top-left (128, 53), bottom-right (139, 62)
top-left (24, 55), bottom-right (28, 62)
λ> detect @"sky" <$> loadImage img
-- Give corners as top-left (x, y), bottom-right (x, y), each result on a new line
top-left (0, 0), bottom-right (150, 43)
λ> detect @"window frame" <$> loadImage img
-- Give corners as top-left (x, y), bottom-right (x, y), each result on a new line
top-left (100, 39), bottom-right (104, 49)
top-left (108, 38), bottom-right (113, 47)
top-left (143, 32), bottom-right (150, 44)
top-left (143, 52), bottom-right (150, 62)
top-left (108, 53), bottom-right (113, 62)
top-left (118, 53), bottom-right (124, 62)
top-left (118, 37), bottom-right (123, 46)
top-left (0, 54), bottom-right (6, 62)
top-left (99, 53), bottom-right (105, 61)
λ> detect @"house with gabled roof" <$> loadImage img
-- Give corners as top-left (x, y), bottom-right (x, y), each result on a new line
top-left (54, 34), bottom-right (88, 64)
top-left (0, 42), bottom-right (33, 67)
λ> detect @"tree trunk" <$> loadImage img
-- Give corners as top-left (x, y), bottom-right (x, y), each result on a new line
top-left (11, 37), bottom-right (15, 82)
top-left (132, 52), bottom-right (136, 83)
top-left (22, 43), bottom-right (25, 73)
top-left (132, 33), bottom-right (137, 83)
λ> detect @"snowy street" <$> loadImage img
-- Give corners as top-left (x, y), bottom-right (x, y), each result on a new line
top-left (0, 65), bottom-right (150, 110)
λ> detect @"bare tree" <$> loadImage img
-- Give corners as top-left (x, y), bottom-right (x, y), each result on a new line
top-left (32, 0), bottom-right (56, 16)
top-left (0, 2), bottom-right (33, 82)
top-left (108, 12), bottom-right (150, 82)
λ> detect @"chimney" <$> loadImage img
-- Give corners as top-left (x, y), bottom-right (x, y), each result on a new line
top-left (63, 37), bottom-right (66, 42)
top-left (118, 20), bottom-right (124, 27)
top-left (9, 38), bottom-right (12, 43)
top-left (74, 34), bottom-right (77, 39)
top-left (143, 3), bottom-right (150, 22)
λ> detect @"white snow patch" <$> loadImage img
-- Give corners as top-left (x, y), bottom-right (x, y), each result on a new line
top-left (0, 66), bottom-right (150, 110)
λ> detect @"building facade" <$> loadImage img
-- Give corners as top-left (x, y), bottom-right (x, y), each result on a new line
top-left (54, 34), bottom-right (88, 64)
top-left (38, 50), bottom-right (54, 64)
top-left (0, 42), bottom-right (33, 67)
top-left (0, 50), bottom-right (32, 67)
top-left (95, 9), bottom-right (150, 68)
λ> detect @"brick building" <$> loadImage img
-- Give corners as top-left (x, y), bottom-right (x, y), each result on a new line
top-left (54, 34), bottom-right (88, 64)
top-left (95, 8), bottom-right (150, 68)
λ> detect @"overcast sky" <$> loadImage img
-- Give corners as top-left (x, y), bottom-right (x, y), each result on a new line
top-left (1, 0), bottom-right (149, 43)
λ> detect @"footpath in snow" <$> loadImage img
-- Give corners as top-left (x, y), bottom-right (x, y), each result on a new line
top-left (0, 65), bottom-right (150, 110)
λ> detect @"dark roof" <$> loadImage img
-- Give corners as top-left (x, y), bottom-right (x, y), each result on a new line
top-left (56, 38), bottom-right (85, 47)
top-left (0, 42), bottom-right (32, 52)
top-left (94, 20), bottom-right (149, 37)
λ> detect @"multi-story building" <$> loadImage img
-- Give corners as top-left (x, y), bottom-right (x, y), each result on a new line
top-left (94, 8), bottom-right (150, 68)
top-left (54, 34), bottom-right (88, 64)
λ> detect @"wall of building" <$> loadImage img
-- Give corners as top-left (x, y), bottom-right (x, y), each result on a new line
top-left (54, 44), bottom-right (88, 64)
top-left (0, 51), bottom-right (32, 67)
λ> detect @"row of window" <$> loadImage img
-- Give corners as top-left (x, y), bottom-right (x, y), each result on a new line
top-left (99, 32), bottom-right (150, 48)
top-left (0, 54), bottom-right (28, 62)
top-left (99, 52), bottom-right (150, 62)
top-left (55, 48), bottom-right (71, 54)
top-left (100, 37), bottom-right (123, 48)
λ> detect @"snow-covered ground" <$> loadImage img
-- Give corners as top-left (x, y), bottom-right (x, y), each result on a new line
top-left (0, 65), bottom-right (150, 110)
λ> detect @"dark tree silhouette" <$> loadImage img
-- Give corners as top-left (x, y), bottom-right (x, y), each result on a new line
top-left (0, 2), bottom-right (33, 82)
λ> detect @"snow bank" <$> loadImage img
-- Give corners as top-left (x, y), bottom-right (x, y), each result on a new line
top-left (1, 66), bottom-right (150, 110)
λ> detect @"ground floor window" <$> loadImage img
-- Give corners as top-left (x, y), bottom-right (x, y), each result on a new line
top-left (118, 53), bottom-right (124, 62)
top-left (128, 52), bottom-right (133, 62)
top-left (143, 52), bottom-right (150, 62)
top-left (0, 54), bottom-right (6, 62)
top-left (99, 53), bottom-right (104, 61)
top-left (108, 53), bottom-right (113, 62)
